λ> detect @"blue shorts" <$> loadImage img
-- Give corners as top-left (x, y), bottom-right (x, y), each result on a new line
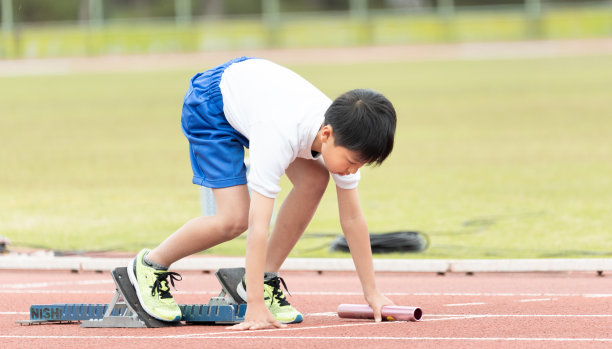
top-left (181, 57), bottom-right (251, 188)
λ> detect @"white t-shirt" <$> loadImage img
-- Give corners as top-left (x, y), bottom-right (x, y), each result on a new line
top-left (219, 58), bottom-right (360, 198)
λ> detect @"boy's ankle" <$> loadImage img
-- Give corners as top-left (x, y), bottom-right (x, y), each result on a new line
top-left (143, 252), bottom-right (169, 271)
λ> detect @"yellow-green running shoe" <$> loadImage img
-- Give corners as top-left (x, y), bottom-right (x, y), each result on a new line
top-left (127, 249), bottom-right (182, 322)
top-left (236, 275), bottom-right (303, 324)
top-left (264, 276), bottom-right (303, 323)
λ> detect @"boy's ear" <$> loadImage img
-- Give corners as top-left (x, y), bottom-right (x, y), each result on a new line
top-left (320, 125), bottom-right (333, 143)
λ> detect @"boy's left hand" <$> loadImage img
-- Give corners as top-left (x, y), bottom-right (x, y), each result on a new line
top-left (365, 291), bottom-right (395, 322)
top-left (227, 301), bottom-right (285, 331)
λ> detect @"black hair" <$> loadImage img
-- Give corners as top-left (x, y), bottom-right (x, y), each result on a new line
top-left (324, 89), bottom-right (396, 166)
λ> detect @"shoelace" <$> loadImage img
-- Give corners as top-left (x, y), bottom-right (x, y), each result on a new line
top-left (265, 276), bottom-right (291, 306)
top-left (150, 271), bottom-right (182, 299)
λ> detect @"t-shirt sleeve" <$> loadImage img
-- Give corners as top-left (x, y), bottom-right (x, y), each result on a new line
top-left (247, 123), bottom-right (296, 198)
top-left (331, 170), bottom-right (360, 190)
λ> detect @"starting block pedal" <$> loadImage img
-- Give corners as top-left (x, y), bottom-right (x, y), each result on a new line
top-left (81, 267), bottom-right (176, 328)
top-left (215, 267), bottom-right (246, 304)
top-left (17, 267), bottom-right (247, 328)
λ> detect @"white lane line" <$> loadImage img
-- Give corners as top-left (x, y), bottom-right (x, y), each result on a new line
top-left (2, 289), bottom-right (611, 298)
top-left (0, 335), bottom-right (611, 342)
top-left (0, 290), bottom-right (219, 295)
top-left (444, 302), bottom-right (486, 307)
top-left (0, 311), bottom-right (29, 315)
top-left (298, 292), bottom-right (612, 298)
top-left (0, 280), bottom-right (113, 289)
top-left (305, 312), bottom-right (337, 317)
top-left (419, 314), bottom-right (612, 322)
top-left (518, 298), bottom-right (554, 303)
top-left (584, 294), bottom-right (612, 298)
top-left (189, 336), bottom-right (612, 342)
top-left (0, 290), bottom-right (113, 294)
top-left (410, 292), bottom-right (612, 298)
top-left (426, 314), bottom-right (612, 319)
top-left (422, 316), bottom-right (477, 322)
top-left (175, 319), bottom-right (399, 338)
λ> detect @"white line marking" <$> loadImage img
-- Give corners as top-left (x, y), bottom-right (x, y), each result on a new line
top-left (422, 316), bottom-right (476, 322)
top-left (0, 290), bottom-right (113, 294)
top-left (1, 289), bottom-right (611, 298)
top-left (518, 298), bottom-right (553, 302)
top-left (0, 335), bottom-right (610, 342)
top-left (419, 314), bottom-right (612, 322)
top-left (305, 312), bottom-right (337, 317)
top-left (189, 336), bottom-right (612, 342)
top-left (426, 314), bottom-right (612, 319)
top-left (0, 312), bottom-right (28, 315)
top-left (294, 291), bottom-right (612, 298)
top-left (584, 294), bottom-right (612, 298)
top-left (0, 290), bottom-right (219, 295)
top-left (0, 280), bottom-right (113, 289)
top-left (444, 302), bottom-right (486, 307)
top-left (410, 292), bottom-right (612, 298)
top-left (175, 319), bottom-right (398, 338)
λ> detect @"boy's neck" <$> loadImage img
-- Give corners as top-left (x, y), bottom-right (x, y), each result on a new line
top-left (311, 123), bottom-right (324, 153)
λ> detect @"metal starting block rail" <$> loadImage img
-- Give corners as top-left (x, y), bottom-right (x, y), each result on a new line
top-left (17, 267), bottom-right (247, 328)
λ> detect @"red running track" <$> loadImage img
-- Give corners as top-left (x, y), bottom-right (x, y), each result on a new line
top-left (1, 269), bottom-right (611, 349)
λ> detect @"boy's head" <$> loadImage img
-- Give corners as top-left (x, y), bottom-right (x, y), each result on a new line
top-left (322, 89), bottom-right (396, 171)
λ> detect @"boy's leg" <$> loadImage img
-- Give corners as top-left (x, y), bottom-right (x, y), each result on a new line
top-left (146, 185), bottom-right (250, 266)
top-left (129, 185), bottom-right (250, 321)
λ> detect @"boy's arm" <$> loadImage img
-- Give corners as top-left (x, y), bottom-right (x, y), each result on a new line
top-left (337, 186), bottom-right (394, 321)
top-left (230, 190), bottom-right (284, 330)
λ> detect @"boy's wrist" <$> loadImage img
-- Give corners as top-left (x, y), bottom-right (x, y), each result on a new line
top-left (246, 297), bottom-right (266, 308)
top-left (362, 283), bottom-right (378, 297)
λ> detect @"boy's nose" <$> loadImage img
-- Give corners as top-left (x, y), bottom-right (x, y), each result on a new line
top-left (349, 164), bottom-right (363, 174)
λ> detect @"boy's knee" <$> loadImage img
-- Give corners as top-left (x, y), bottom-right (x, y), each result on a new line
top-left (315, 169), bottom-right (330, 191)
top-left (301, 166), bottom-right (329, 196)
top-left (217, 214), bottom-right (248, 239)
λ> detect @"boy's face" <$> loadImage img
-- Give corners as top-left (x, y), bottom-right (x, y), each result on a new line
top-left (320, 125), bottom-right (365, 176)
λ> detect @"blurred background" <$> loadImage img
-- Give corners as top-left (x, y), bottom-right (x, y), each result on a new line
top-left (1, 0), bottom-right (611, 58)
top-left (1, 1), bottom-right (611, 259)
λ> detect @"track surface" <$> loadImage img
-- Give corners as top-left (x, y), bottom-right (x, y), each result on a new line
top-left (2, 269), bottom-right (611, 348)
top-left (2, 38), bottom-right (612, 77)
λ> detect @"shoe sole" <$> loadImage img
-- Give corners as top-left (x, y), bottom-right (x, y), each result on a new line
top-left (127, 257), bottom-right (179, 322)
top-left (287, 314), bottom-right (303, 324)
top-left (276, 313), bottom-right (303, 324)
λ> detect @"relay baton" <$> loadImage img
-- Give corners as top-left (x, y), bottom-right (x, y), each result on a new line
top-left (337, 304), bottom-right (422, 322)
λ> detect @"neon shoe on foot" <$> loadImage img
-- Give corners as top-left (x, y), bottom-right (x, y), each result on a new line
top-left (236, 275), bottom-right (303, 324)
top-left (127, 249), bottom-right (182, 322)
top-left (265, 276), bottom-right (303, 323)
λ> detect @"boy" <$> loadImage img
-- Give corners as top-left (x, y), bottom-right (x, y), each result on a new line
top-left (128, 56), bottom-right (397, 330)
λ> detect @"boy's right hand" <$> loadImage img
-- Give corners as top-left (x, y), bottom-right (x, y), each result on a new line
top-left (227, 301), bottom-right (286, 331)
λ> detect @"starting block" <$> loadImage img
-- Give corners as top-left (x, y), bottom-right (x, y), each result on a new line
top-left (17, 267), bottom-right (247, 328)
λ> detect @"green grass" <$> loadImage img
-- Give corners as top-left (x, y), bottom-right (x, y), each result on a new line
top-left (1, 54), bottom-right (611, 258)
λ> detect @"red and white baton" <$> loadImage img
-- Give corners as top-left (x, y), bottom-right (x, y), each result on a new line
top-left (337, 304), bottom-right (423, 322)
